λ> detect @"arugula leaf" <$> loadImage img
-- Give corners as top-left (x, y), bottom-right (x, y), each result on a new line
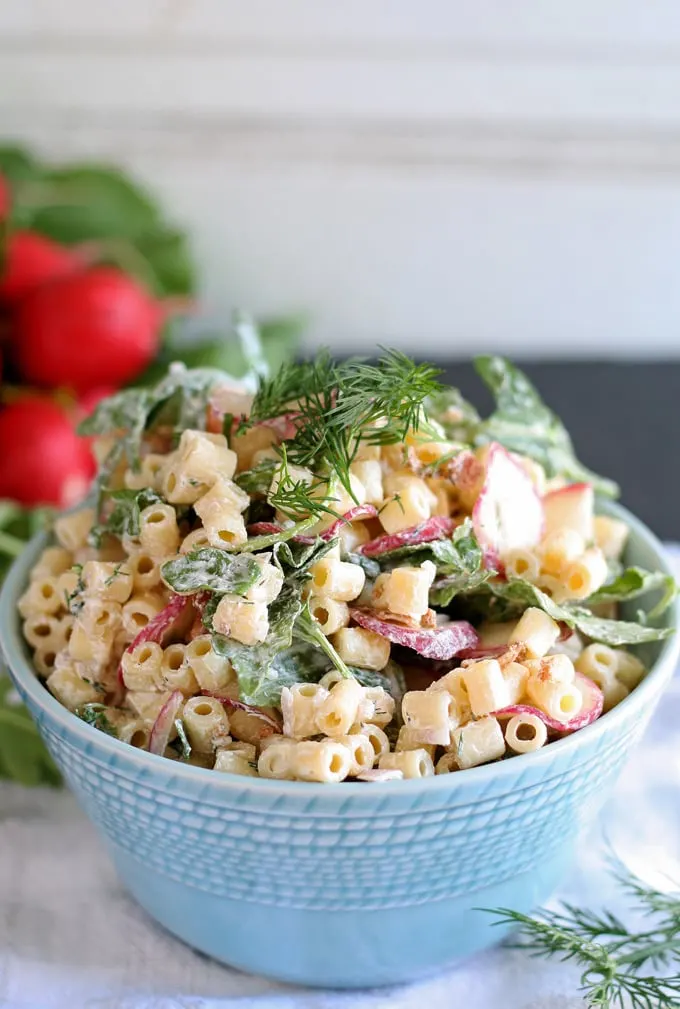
top-left (351, 660), bottom-right (407, 706)
top-left (588, 567), bottom-right (678, 620)
top-left (0, 678), bottom-right (61, 787)
top-left (294, 602), bottom-right (351, 679)
top-left (373, 519), bottom-right (492, 606)
top-left (473, 356), bottom-right (619, 497)
top-left (80, 364), bottom-right (228, 468)
top-left (345, 551), bottom-right (381, 580)
top-left (235, 459), bottom-right (277, 496)
top-left (161, 549), bottom-right (262, 596)
top-left (237, 516), bottom-right (317, 553)
top-left (487, 579), bottom-right (673, 646)
top-left (426, 386), bottom-right (480, 443)
top-left (212, 582), bottom-right (305, 705)
top-left (75, 703), bottom-right (119, 737)
top-left (171, 718), bottom-right (192, 760)
top-left (91, 488), bottom-right (163, 544)
top-left (273, 535), bottom-right (338, 578)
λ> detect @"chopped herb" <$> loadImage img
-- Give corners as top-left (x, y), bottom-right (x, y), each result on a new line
top-left (76, 703), bottom-right (119, 737)
top-left (90, 488), bottom-right (164, 545)
top-left (294, 602), bottom-right (352, 679)
top-left (171, 718), bottom-right (192, 761)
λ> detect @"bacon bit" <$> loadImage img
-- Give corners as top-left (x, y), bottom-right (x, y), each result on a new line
top-left (358, 516), bottom-right (456, 557)
top-left (203, 691), bottom-right (282, 735)
top-left (117, 594), bottom-right (190, 686)
top-left (349, 607), bottom-right (478, 660)
top-left (491, 673), bottom-right (603, 734)
top-left (446, 449), bottom-right (483, 489)
top-left (421, 608), bottom-right (438, 630)
top-left (458, 644), bottom-right (508, 662)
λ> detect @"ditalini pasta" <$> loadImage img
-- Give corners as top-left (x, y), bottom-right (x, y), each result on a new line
top-left (20, 353), bottom-right (674, 781)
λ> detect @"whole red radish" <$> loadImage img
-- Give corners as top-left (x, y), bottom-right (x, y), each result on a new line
top-left (0, 230), bottom-right (81, 304)
top-left (14, 267), bottom-right (162, 393)
top-left (0, 398), bottom-right (96, 508)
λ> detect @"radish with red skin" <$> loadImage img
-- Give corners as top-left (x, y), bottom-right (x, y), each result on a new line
top-left (543, 482), bottom-right (594, 541)
top-left (0, 231), bottom-right (82, 304)
top-left (358, 516), bottom-right (456, 557)
top-left (491, 672), bottom-right (604, 733)
top-left (0, 397), bottom-right (95, 507)
top-left (14, 267), bottom-right (163, 393)
top-left (349, 607), bottom-right (478, 660)
top-left (148, 690), bottom-right (184, 755)
top-left (472, 442), bottom-right (544, 569)
top-left (117, 594), bottom-right (190, 686)
top-left (201, 691), bottom-right (282, 734)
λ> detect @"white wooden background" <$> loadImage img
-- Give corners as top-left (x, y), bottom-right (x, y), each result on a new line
top-left (2, 1), bottom-right (680, 358)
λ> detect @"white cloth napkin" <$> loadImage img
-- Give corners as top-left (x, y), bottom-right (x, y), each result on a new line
top-left (2, 551), bottom-right (679, 1009)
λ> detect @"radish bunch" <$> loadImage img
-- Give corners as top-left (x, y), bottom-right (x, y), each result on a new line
top-left (0, 170), bottom-right (165, 508)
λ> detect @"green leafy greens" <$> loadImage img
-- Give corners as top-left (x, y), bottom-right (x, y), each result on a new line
top-left (472, 356), bottom-right (619, 497)
top-left (161, 548), bottom-right (263, 596)
top-left (90, 488), bottom-right (163, 544)
top-left (0, 678), bottom-right (61, 786)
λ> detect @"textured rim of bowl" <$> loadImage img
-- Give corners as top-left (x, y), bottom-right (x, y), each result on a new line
top-left (1, 499), bottom-right (678, 797)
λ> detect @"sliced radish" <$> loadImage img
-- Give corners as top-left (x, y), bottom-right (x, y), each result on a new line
top-left (357, 769), bottom-right (404, 782)
top-left (472, 443), bottom-right (544, 569)
top-left (148, 690), bottom-right (184, 755)
top-left (491, 672), bottom-right (603, 734)
top-left (247, 522), bottom-right (285, 537)
top-left (117, 594), bottom-right (189, 685)
top-left (349, 608), bottom-right (478, 660)
top-left (202, 691), bottom-right (282, 734)
top-left (543, 483), bottom-right (594, 541)
top-left (358, 516), bottom-right (456, 557)
top-left (319, 505), bottom-right (378, 541)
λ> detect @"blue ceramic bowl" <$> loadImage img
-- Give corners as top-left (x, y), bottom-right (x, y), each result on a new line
top-left (1, 502), bottom-right (678, 988)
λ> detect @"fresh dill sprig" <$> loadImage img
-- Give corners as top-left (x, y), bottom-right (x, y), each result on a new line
top-left (267, 445), bottom-right (341, 521)
top-left (248, 350), bottom-right (443, 501)
top-left (294, 602), bottom-right (352, 679)
top-left (487, 863), bottom-right (680, 1008)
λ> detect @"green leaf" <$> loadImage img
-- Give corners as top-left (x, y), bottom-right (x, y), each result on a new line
top-left (0, 677), bottom-right (61, 787)
top-left (91, 488), bottom-right (163, 544)
top-left (258, 313), bottom-right (308, 374)
top-left (134, 227), bottom-right (195, 296)
top-left (0, 144), bottom-right (41, 186)
top-left (487, 579), bottom-right (673, 646)
top-left (237, 516), bottom-right (317, 554)
top-left (161, 549), bottom-right (262, 596)
top-left (426, 386), bottom-right (480, 442)
top-left (473, 356), bottom-right (619, 498)
top-left (272, 535), bottom-right (338, 578)
top-left (588, 567), bottom-right (678, 620)
top-left (235, 459), bottom-right (277, 496)
top-left (172, 718), bottom-right (192, 761)
top-left (373, 519), bottom-right (492, 606)
top-left (212, 582), bottom-right (305, 705)
top-left (30, 165), bottom-right (162, 243)
top-left (294, 601), bottom-right (352, 679)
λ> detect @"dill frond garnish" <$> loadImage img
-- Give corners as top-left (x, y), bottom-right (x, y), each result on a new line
top-left (249, 350), bottom-right (443, 508)
top-left (487, 860), bottom-right (680, 1008)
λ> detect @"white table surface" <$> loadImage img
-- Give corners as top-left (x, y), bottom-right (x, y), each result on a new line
top-left (1, 554), bottom-right (679, 1009)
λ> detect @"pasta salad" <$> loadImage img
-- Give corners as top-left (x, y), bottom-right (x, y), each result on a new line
top-left (19, 352), bottom-right (675, 782)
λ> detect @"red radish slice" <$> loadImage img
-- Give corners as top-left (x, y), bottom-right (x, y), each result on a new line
top-left (320, 505), bottom-right (378, 541)
top-left (148, 690), bottom-right (184, 755)
top-left (472, 443), bottom-right (544, 569)
top-left (491, 673), bottom-right (603, 734)
top-left (202, 691), bottom-right (282, 733)
top-left (117, 594), bottom-right (189, 684)
top-left (357, 769), bottom-right (404, 782)
top-left (349, 608), bottom-right (478, 660)
top-left (358, 516), bottom-right (456, 557)
top-left (247, 522), bottom-right (285, 536)
top-left (543, 483), bottom-right (594, 541)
